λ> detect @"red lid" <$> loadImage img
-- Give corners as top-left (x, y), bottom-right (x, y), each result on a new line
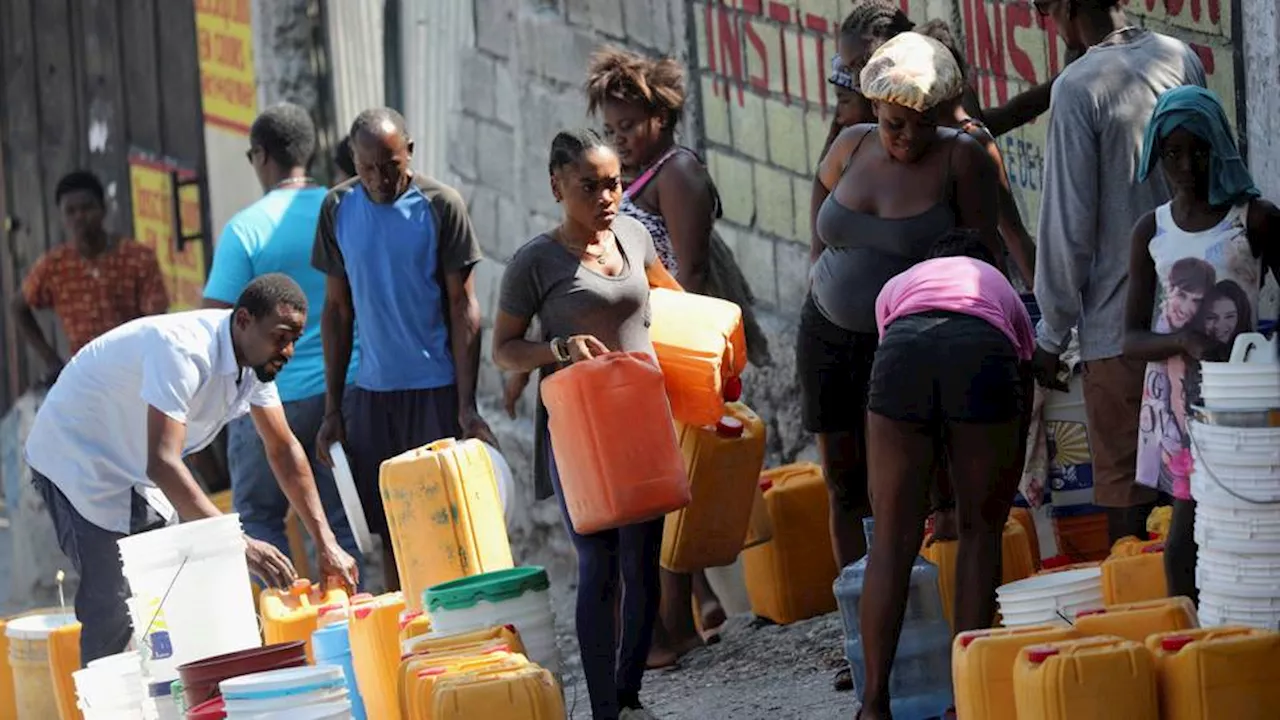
top-left (1161, 635), bottom-right (1195, 652)
top-left (723, 376), bottom-right (743, 401)
top-left (504, 623), bottom-right (517, 633)
top-left (716, 416), bottom-right (745, 438)
top-left (1076, 608), bottom-right (1107, 618)
top-left (1025, 646), bottom-right (1060, 664)
top-left (759, 478), bottom-right (774, 493)
top-left (484, 644), bottom-right (511, 654)
top-left (399, 610), bottom-right (424, 630)
top-left (959, 630), bottom-right (991, 649)
top-left (353, 606), bottom-right (372, 620)
top-left (351, 593), bottom-right (374, 603)
top-left (317, 603), bottom-right (344, 615)
top-left (1142, 543), bottom-right (1166, 554)
top-left (417, 666), bottom-right (448, 678)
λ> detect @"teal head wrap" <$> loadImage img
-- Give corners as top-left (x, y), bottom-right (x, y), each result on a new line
top-left (1137, 85), bottom-right (1259, 207)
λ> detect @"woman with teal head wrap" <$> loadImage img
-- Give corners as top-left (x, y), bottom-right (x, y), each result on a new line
top-left (1125, 84), bottom-right (1280, 608)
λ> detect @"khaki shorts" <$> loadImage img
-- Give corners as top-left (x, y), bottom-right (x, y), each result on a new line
top-left (1082, 355), bottom-right (1160, 508)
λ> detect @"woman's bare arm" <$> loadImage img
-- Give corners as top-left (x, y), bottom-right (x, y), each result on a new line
top-left (655, 154), bottom-right (714, 294)
top-left (952, 133), bottom-right (1003, 270)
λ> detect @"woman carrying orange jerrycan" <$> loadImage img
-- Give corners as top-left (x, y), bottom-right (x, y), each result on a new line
top-left (493, 128), bottom-right (684, 720)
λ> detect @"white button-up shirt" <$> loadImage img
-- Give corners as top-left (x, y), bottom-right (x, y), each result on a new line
top-left (25, 309), bottom-right (281, 533)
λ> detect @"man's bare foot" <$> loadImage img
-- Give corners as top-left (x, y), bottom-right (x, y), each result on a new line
top-left (699, 599), bottom-right (727, 643)
top-left (645, 634), bottom-right (702, 669)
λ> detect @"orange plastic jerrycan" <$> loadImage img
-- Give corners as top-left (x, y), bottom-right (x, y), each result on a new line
top-left (260, 578), bottom-right (348, 662)
top-left (1101, 537), bottom-right (1168, 605)
top-left (541, 351), bottom-right (690, 534)
top-left (1146, 626), bottom-right (1280, 720)
top-left (1074, 596), bottom-right (1197, 644)
top-left (648, 288), bottom-right (748, 426)
top-left (742, 480), bottom-right (774, 550)
top-left (380, 437), bottom-right (515, 611)
top-left (1010, 507), bottom-right (1041, 569)
top-left (662, 402), bottom-right (768, 572)
top-left (349, 593), bottom-right (408, 720)
top-left (431, 665), bottom-right (565, 720)
top-left (1013, 636), bottom-right (1159, 720)
top-left (952, 625), bottom-right (1080, 720)
top-left (742, 463), bottom-right (839, 625)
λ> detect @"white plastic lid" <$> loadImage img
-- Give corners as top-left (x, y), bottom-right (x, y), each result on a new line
top-left (4, 613), bottom-right (77, 639)
top-left (219, 665), bottom-right (345, 698)
top-left (247, 700), bottom-right (354, 720)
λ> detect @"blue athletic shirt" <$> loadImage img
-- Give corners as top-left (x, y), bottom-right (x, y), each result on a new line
top-left (204, 187), bottom-right (359, 402)
top-left (311, 175), bottom-right (482, 392)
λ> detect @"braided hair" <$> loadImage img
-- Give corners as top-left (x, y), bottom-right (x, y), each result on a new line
top-left (585, 47), bottom-right (686, 131)
top-left (917, 19), bottom-right (970, 80)
top-left (839, 0), bottom-right (915, 42)
top-left (548, 128), bottom-right (612, 175)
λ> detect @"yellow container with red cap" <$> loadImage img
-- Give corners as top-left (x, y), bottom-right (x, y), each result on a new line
top-left (349, 592), bottom-right (407, 720)
top-left (661, 401), bottom-right (768, 572)
top-left (430, 664), bottom-right (565, 720)
top-left (648, 287), bottom-right (748, 426)
top-left (1012, 636), bottom-right (1159, 720)
top-left (923, 517), bottom-right (1038, 630)
top-left (1073, 596), bottom-right (1197, 644)
top-left (259, 578), bottom-right (349, 662)
top-left (399, 609), bottom-right (432, 646)
top-left (1145, 626), bottom-right (1280, 720)
top-left (952, 625), bottom-right (1080, 720)
top-left (1101, 537), bottom-right (1169, 605)
top-left (400, 646), bottom-right (528, 718)
top-left (403, 624), bottom-right (526, 659)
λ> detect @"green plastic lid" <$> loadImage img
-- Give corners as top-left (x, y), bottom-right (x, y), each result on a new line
top-left (424, 566), bottom-right (550, 613)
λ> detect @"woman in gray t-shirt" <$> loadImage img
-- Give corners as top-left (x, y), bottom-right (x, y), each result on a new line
top-left (493, 128), bottom-right (678, 720)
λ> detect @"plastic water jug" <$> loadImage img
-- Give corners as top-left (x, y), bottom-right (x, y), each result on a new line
top-left (260, 579), bottom-right (349, 662)
top-left (648, 287), bottom-right (748, 426)
top-left (1013, 636), bottom-right (1158, 720)
top-left (1145, 626), bottom-right (1280, 720)
top-left (923, 517), bottom-right (1037, 630)
top-left (402, 650), bottom-right (528, 718)
top-left (403, 624), bottom-right (526, 659)
top-left (835, 518), bottom-right (953, 719)
top-left (661, 402), bottom-right (768, 572)
top-left (540, 351), bottom-right (690, 534)
top-left (348, 593), bottom-right (407, 720)
top-left (742, 481), bottom-right (773, 550)
top-left (1074, 596), bottom-right (1197, 644)
top-left (952, 625), bottom-right (1079, 720)
top-left (379, 437), bottom-right (515, 611)
top-left (312, 621), bottom-right (366, 720)
top-left (4, 612), bottom-right (80, 720)
top-left (742, 463), bottom-right (838, 624)
top-left (1009, 507), bottom-right (1041, 569)
top-left (424, 567), bottom-right (559, 675)
top-left (1101, 538), bottom-right (1168, 605)
top-left (399, 610), bottom-right (432, 647)
top-left (430, 665), bottom-right (565, 720)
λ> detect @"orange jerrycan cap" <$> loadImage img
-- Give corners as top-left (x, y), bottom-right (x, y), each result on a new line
top-left (417, 666), bottom-right (449, 678)
top-left (723, 376), bottom-right (743, 401)
top-left (1161, 635), bottom-right (1195, 652)
top-left (399, 610), bottom-right (425, 630)
top-left (353, 606), bottom-right (373, 620)
top-left (290, 578), bottom-right (313, 597)
top-left (958, 630), bottom-right (991, 649)
top-left (715, 416), bottom-right (745, 438)
top-left (1025, 646), bottom-right (1060, 664)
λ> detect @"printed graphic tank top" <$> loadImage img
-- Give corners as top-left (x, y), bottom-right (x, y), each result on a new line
top-left (1136, 202), bottom-right (1261, 499)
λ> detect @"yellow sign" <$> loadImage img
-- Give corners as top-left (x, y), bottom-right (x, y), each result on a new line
top-left (195, 0), bottom-right (257, 134)
top-left (129, 156), bottom-right (207, 311)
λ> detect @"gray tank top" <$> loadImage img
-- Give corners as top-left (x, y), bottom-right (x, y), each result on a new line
top-left (810, 129), bottom-right (957, 333)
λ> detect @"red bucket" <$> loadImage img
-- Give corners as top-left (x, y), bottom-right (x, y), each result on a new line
top-left (185, 696), bottom-right (225, 719)
top-left (176, 641), bottom-right (307, 708)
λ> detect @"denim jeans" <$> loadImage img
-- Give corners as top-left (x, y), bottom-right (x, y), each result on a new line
top-left (227, 393), bottom-right (363, 577)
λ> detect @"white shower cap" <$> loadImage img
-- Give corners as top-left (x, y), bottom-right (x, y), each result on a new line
top-left (858, 32), bottom-right (964, 113)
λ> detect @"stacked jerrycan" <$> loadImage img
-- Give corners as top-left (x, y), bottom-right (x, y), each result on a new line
top-left (647, 287), bottom-right (748, 426)
top-left (380, 437), bottom-right (514, 612)
top-left (1072, 596), bottom-right (1198, 643)
top-left (953, 625), bottom-right (1081, 720)
top-left (835, 518), bottom-right (952, 718)
top-left (921, 516), bottom-right (1037, 630)
top-left (348, 592), bottom-right (407, 720)
top-left (541, 351), bottom-right (690, 534)
top-left (1146, 626), bottom-right (1280, 719)
top-left (661, 401), bottom-right (768, 572)
top-left (1100, 537), bottom-right (1168, 604)
top-left (259, 578), bottom-right (349, 662)
top-left (1012, 636), bottom-right (1159, 719)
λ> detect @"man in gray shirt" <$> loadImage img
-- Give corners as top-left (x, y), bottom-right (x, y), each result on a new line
top-left (1031, 0), bottom-right (1205, 541)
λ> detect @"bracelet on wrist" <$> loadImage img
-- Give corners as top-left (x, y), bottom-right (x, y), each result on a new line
top-left (550, 337), bottom-right (570, 363)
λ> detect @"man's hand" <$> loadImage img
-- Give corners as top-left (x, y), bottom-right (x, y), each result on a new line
top-left (460, 406), bottom-right (499, 449)
top-left (245, 537), bottom-right (296, 589)
top-left (317, 541), bottom-right (359, 594)
top-left (503, 372), bottom-right (531, 419)
top-left (315, 412), bottom-right (345, 467)
top-left (1032, 347), bottom-right (1069, 392)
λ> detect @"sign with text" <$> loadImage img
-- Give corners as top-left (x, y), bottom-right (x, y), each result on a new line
top-left (195, 0), bottom-right (257, 134)
top-left (128, 154), bottom-right (206, 311)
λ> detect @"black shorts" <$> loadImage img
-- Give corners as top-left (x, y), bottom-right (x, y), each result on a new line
top-left (796, 295), bottom-right (878, 434)
top-left (868, 311), bottom-right (1025, 425)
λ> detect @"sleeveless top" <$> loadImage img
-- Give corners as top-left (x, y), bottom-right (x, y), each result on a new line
top-left (620, 147), bottom-right (713, 275)
top-left (810, 128), bottom-right (958, 334)
top-left (1136, 202), bottom-right (1261, 500)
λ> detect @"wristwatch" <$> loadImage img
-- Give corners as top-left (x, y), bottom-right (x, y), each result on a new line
top-left (550, 336), bottom-right (571, 363)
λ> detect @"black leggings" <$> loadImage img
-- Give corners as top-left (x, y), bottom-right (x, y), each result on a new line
top-left (1164, 498), bottom-right (1198, 604)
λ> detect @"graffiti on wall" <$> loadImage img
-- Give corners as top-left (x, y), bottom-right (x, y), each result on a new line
top-left (129, 153), bottom-right (207, 311)
top-left (195, 0), bottom-right (258, 135)
top-left (692, 0), bottom-right (1240, 245)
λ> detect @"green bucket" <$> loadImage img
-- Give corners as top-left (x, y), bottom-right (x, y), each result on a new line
top-left (423, 566), bottom-right (550, 613)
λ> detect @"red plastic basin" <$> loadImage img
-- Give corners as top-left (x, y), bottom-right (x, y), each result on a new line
top-left (176, 641), bottom-right (307, 708)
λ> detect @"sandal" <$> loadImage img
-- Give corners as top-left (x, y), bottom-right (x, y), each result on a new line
top-left (833, 666), bottom-right (854, 692)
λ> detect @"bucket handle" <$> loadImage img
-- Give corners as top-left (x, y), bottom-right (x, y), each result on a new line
top-left (1229, 332), bottom-right (1273, 363)
top-left (137, 551), bottom-right (268, 661)
top-left (1188, 427), bottom-right (1280, 506)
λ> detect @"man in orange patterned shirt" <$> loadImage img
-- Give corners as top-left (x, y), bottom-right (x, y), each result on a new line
top-left (10, 171), bottom-right (169, 385)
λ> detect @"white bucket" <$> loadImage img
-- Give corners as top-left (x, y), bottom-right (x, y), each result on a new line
top-left (75, 652), bottom-right (147, 715)
top-left (997, 568), bottom-right (1103, 627)
top-left (1198, 591), bottom-right (1280, 630)
top-left (483, 441), bottom-right (516, 528)
top-left (117, 515), bottom-right (261, 668)
top-left (220, 666), bottom-right (349, 718)
top-left (424, 567), bottom-right (561, 675)
top-left (245, 700), bottom-right (354, 719)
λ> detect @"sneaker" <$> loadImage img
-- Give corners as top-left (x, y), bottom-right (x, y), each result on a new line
top-left (620, 707), bottom-right (658, 720)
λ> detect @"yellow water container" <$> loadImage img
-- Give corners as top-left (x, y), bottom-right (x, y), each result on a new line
top-left (350, 592), bottom-right (408, 720)
top-left (921, 517), bottom-right (1037, 630)
top-left (431, 665), bottom-right (565, 720)
top-left (260, 578), bottom-right (348, 662)
top-left (1147, 505), bottom-right (1173, 541)
top-left (1074, 596), bottom-right (1197, 644)
top-left (381, 438), bottom-right (515, 612)
top-left (403, 650), bottom-right (528, 719)
top-left (4, 613), bottom-right (80, 720)
top-left (742, 481), bottom-right (773, 549)
top-left (952, 625), bottom-right (1080, 720)
top-left (1, 618), bottom-right (13, 720)
top-left (1101, 537), bottom-right (1168, 605)
top-left (1002, 517), bottom-right (1037, 585)
top-left (399, 610), bottom-right (432, 647)
top-left (661, 402), bottom-right (767, 572)
top-left (1013, 636), bottom-right (1159, 720)
top-left (1146, 626), bottom-right (1280, 720)
top-left (648, 288), bottom-right (748, 427)
top-left (1009, 507), bottom-right (1041, 569)
top-left (742, 463), bottom-right (838, 625)
top-left (404, 625), bottom-right (525, 658)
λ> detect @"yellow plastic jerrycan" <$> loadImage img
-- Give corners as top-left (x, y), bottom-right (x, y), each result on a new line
top-left (662, 402), bottom-right (768, 572)
top-left (952, 625), bottom-right (1079, 720)
top-left (403, 649), bottom-right (528, 719)
top-left (1101, 537), bottom-right (1168, 605)
top-left (431, 665), bottom-right (565, 720)
top-left (1074, 596), bottom-right (1197, 644)
top-left (399, 610), bottom-right (432, 648)
top-left (1146, 506), bottom-right (1173, 541)
top-left (260, 578), bottom-right (349, 662)
top-left (921, 517), bottom-right (1037, 630)
top-left (404, 625), bottom-right (526, 658)
top-left (349, 592), bottom-right (407, 720)
top-left (1145, 626), bottom-right (1280, 720)
top-left (648, 287), bottom-right (748, 427)
top-left (742, 481), bottom-right (773, 550)
top-left (1013, 636), bottom-right (1159, 720)
top-left (380, 438), bottom-right (514, 611)
top-left (742, 463), bottom-right (838, 625)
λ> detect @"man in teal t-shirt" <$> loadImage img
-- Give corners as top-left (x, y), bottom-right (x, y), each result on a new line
top-left (203, 103), bottom-right (362, 569)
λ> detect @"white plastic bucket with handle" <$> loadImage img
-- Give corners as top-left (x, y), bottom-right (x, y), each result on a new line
top-left (220, 666), bottom-right (349, 718)
top-left (996, 568), bottom-right (1104, 627)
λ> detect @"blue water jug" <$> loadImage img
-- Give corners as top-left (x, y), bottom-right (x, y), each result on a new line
top-left (834, 517), bottom-right (953, 719)
top-left (312, 620), bottom-right (367, 720)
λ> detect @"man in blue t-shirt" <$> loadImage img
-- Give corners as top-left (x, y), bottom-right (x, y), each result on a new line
top-left (204, 103), bottom-right (362, 569)
top-left (312, 107), bottom-right (495, 590)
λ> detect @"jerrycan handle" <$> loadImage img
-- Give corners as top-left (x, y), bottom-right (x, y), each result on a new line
top-left (425, 438), bottom-right (459, 452)
top-left (1229, 332), bottom-right (1274, 363)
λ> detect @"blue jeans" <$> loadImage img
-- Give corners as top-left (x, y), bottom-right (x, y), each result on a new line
top-left (547, 433), bottom-right (662, 719)
top-left (228, 393), bottom-right (363, 578)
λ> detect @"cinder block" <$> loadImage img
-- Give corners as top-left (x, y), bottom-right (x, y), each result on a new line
top-left (496, 196), bottom-right (525, 261)
top-left (732, 231), bottom-right (779, 308)
top-left (707, 150), bottom-right (756, 228)
top-left (792, 174), bottom-right (816, 245)
top-left (448, 112), bottom-right (478, 181)
top-left (701, 76), bottom-right (733, 147)
top-left (476, 0), bottom-right (516, 59)
top-left (624, 0), bottom-right (672, 50)
top-left (468, 186), bottom-right (500, 257)
top-left (766, 99), bottom-right (808, 174)
top-left (775, 237), bottom-right (810, 312)
top-left (730, 91), bottom-right (768, 162)
top-left (477, 122), bottom-right (517, 195)
top-left (806, 109), bottom-right (836, 172)
top-left (745, 18), bottom-right (785, 97)
top-left (494, 61), bottom-right (519, 129)
top-left (461, 51), bottom-right (497, 118)
top-left (592, 0), bottom-right (626, 38)
top-left (752, 163), bottom-right (794, 238)
top-left (692, 3), bottom-right (711, 70)
top-left (473, 256), bottom-right (506, 324)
